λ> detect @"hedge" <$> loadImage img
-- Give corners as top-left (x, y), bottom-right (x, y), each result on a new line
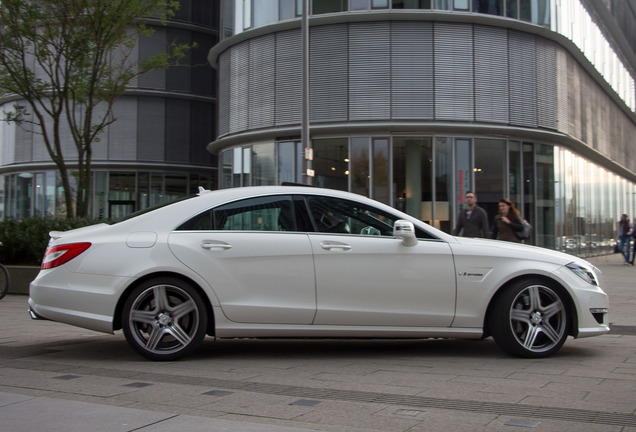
top-left (0, 217), bottom-right (103, 266)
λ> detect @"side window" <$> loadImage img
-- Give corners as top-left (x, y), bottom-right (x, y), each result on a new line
top-left (305, 196), bottom-right (396, 236)
top-left (214, 195), bottom-right (296, 231)
top-left (176, 211), bottom-right (213, 231)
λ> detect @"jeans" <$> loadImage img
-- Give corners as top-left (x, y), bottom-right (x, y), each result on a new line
top-left (619, 234), bottom-right (631, 262)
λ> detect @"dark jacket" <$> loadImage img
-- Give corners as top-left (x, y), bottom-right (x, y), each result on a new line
top-left (491, 214), bottom-right (524, 243)
top-left (453, 205), bottom-right (489, 238)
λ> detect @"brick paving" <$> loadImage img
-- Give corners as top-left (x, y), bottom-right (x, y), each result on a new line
top-left (0, 253), bottom-right (634, 431)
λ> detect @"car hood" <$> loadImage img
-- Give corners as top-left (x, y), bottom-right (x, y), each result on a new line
top-left (449, 236), bottom-right (593, 268)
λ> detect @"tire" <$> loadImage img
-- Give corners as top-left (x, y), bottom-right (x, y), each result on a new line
top-left (490, 278), bottom-right (569, 358)
top-left (122, 277), bottom-right (208, 361)
top-left (0, 264), bottom-right (9, 300)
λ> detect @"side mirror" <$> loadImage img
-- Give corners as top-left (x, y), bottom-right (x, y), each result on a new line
top-left (393, 220), bottom-right (418, 247)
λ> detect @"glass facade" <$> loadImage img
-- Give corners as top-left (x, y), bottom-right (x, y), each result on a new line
top-left (220, 136), bottom-right (636, 256)
top-left (1, 171), bottom-right (216, 220)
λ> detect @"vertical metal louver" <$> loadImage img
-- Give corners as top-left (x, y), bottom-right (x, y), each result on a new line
top-left (310, 24), bottom-right (348, 122)
top-left (474, 25), bottom-right (509, 124)
top-left (434, 23), bottom-right (474, 121)
top-left (391, 22), bottom-right (434, 120)
top-left (555, 47), bottom-right (569, 135)
top-left (218, 52), bottom-right (231, 136)
top-left (249, 35), bottom-right (276, 129)
top-left (229, 42), bottom-right (249, 134)
top-left (275, 29), bottom-right (302, 126)
top-left (349, 22), bottom-right (391, 120)
top-left (536, 38), bottom-right (557, 130)
top-left (567, 55), bottom-right (581, 136)
top-left (509, 31), bottom-right (537, 127)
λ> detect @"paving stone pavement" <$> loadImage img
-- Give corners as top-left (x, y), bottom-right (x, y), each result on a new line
top-left (0, 253), bottom-right (635, 432)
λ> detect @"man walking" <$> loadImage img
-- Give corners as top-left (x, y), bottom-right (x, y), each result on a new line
top-left (453, 191), bottom-right (489, 238)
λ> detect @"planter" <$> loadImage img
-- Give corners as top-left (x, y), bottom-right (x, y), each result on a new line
top-left (6, 265), bottom-right (40, 295)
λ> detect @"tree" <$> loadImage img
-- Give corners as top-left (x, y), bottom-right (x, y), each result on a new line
top-left (0, 0), bottom-right (191, 218)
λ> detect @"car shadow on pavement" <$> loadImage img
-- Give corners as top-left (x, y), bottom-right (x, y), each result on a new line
top-left (1, 334), bottom-right (597, 363)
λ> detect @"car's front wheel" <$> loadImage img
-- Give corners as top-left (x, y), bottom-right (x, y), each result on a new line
top-left (490, 279), bottom-right (570, 358)
top-left (122, 277), bottom-right (207, 361)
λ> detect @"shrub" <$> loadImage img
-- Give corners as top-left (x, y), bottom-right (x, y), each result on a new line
top-left (0, 217), bottom-right (103, 265)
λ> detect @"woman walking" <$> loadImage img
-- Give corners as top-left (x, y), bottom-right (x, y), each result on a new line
top-left (491, 198), bottom-right (524, 243)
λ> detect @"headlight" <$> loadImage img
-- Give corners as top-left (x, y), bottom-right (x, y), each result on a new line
top-left (566, 262), bottom-right (599, 286)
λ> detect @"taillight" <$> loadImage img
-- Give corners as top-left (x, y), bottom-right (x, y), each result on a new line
top-left (41, 242), bottom-right (92, 269)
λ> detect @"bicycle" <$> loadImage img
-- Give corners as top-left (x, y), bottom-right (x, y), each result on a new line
top-left (0, 242), bottom-right (9, 300)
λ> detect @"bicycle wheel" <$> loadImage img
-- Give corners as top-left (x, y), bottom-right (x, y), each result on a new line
top-left (0, 264), bottom-right (9, 300)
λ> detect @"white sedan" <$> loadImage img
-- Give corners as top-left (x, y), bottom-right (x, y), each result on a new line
top-left (28, 185), bottom-right (609, 360)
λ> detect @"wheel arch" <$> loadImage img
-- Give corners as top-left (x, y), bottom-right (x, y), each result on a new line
top-left (482, 274), bottom-right (579, 338)
top-left (113, 271), bottom-right (216, 336)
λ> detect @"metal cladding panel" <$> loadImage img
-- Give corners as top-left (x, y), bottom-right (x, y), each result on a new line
top-left (391, 22), bottom-right (434, 119)
top-left (108, 98), bottom-right (138, 161)
top-left (536, 38), bottom-right (558, 130)
top-left (509, 31), bottom-right (538, 127)
top-left (218, 51), bottom-right (231, 136)
top-left (137, 97), bottom-right (166, 161)
top-left (434, 23), bottom-right (474, 121)
top-left (165, 99), bottom-right (191, 163)
top-left (275, 29), bottom-right (302, 126)
top-left (310, 24), bottom-right (348, 122)
top-left (474, 25), bottom-right (509, 124)
top-left (229, 42), bottom-right (249, 134)
top-left (349, 22), bottom-right (391, 120)
top-left (249, 34), bottom-right (276, 129)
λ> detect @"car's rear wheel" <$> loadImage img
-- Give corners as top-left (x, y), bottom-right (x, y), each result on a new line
top-left (490, 279), bottom-right (569, 358)
top-left (122, 277), bottom-right (207, 361)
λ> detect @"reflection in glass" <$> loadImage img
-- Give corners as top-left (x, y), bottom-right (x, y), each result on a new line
top-left (455, 139), bottom-right (471, 214)
top-left (373, 138), bottom-right (390, 204)
top-left (278, 141), bottom-right (295, 184)
top-left (251, 143), bottom-right (276, 186)
top-left (313, 138), bottom-right (349, 191)
top-left (393, 137), bottom-right (433, 221)
top-left (435, 137), bottom-right (452, 232)
top-left (392, 0), bottom-right (432, 8)
top-left (472, 0), bottom-right (503, 15)
top-left (350, 137), bottom-right (370, 197)
top-left (536, 144), bottom-right (554, 249)
top-left (313, 0), bottom-right (348, 14)
top-left (474, 139), bottom-right (505, 221)
top-left (253, 0), bottom-right (278, 27)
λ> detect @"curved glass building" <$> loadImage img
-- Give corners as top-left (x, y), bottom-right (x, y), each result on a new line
top-left (209, 0), bottom-right (636, 256)
top-left (0, 2), bottom-right (219, 220)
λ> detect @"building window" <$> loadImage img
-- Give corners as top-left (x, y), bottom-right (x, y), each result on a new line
top-left (453, 0), bottom-right (469, 11)
top-left (434, 137), bottom-right (453, 232)
top-left (391, 0), bottom-right (433, 8)
top-left (473, 0), bottom-right (503, 15)
top-left (393, 137), bottom-right (433, 220)
top-left (278, 141), bottom-right (294, 184)
top-left (474, 138), bottom-right (506, 219)
top-left (252, 143), bottom-right (276, 185)
top-left (314, 138), bottom-right (350, 191)
top-left (373, 138), bottom-right (390, 205)
top-left (313, 0), bottom-right (348, 14)
top-left (350, 137), bottom-right (370, 198)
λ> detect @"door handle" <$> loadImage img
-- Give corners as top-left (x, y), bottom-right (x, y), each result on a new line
top-left (320, 241), bottom-right (352, 251)
top-left (201, 240), bottom-right (232, 250)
